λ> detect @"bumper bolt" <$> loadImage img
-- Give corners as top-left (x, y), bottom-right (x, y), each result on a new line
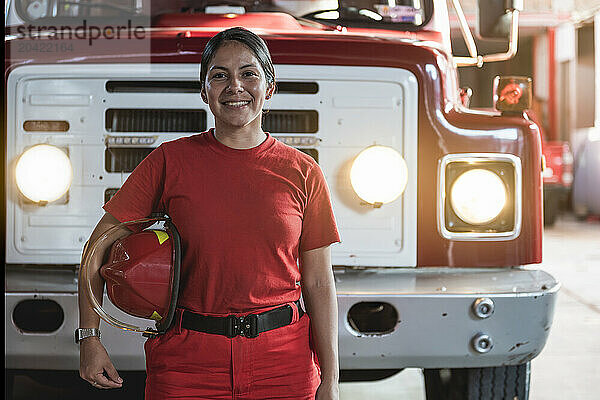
top-left (472, 297), bottom-right (495, 319)
top-left (472, 333), bottom-right (493, 353)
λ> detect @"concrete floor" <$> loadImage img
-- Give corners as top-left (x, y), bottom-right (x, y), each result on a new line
top-left (529, 215), bottom-right (600, 400)
top-left (10, 214), bottom-right (600, 399)
top-left (339, 368), bottom-right (426, 399)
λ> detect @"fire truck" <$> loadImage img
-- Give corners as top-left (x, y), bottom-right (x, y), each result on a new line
top-left (5, 0), bottom-right (559, 398)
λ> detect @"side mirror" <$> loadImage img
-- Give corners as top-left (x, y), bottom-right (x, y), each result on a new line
top-left (477, 0), bottom-right (523, 40)
top-left (493, 76), bottom-right (532, 115)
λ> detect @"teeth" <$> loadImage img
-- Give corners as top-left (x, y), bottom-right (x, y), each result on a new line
top-left (224, 101), bottom-right (250, 106)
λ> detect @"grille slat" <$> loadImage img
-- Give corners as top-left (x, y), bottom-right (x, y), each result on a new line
top-left (106, 109), bottom-right (315, 134)
top-left (105, 148), bottom-right (154, 173)
top-left (105, 81), bottom-right (317, 94)
top-left (106, 109), bottom-right (207, 133)
top-left (263, 110), bottom-right (318, 133)
top-left (276, 82), bottom-right (319, 94)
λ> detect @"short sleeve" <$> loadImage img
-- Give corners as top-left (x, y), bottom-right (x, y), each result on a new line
top-left (103, 145), bottom-right (166, 223)
top-left (299, 164), bottom-right (341, 252)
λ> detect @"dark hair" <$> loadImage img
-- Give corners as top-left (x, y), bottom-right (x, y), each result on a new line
top-left (200, 27), bottom-right (275, 90)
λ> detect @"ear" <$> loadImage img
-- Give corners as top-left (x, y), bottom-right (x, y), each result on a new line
top-left (265, 83), bottom-right (275, 100)
top-left (201, 87), bottom-right (208, 104)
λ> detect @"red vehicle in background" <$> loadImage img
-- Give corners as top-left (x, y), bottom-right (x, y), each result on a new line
top-left (525, 110), bottom-right (574, 226)
top-left (542, 140), bottom-right (573, 225)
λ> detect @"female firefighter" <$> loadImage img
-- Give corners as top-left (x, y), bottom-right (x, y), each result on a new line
top-left (77, 27), bottom-right (341, 400)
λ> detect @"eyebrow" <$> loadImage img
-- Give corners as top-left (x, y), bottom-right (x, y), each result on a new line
top-left (209, 63), bottom-right (259, 72)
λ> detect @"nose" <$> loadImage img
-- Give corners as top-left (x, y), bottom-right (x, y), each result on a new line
top-left (226, 75), bottom-right (244, 94)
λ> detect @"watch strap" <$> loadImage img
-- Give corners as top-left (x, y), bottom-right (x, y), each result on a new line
top-left (75, 328), bottom-right (101, 344)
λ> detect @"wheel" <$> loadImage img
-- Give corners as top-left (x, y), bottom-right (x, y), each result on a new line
top-left (424, 362), bottom-right (530, 400)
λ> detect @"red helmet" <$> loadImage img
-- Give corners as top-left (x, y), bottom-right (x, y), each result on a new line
top-left (82, 217), bottom-right (181, 336)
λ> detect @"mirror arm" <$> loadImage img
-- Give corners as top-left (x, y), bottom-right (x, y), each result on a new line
top-left (481, 10), bottom-right (520, 63)
top-left (452, 3), bottom-right (520, 68)
top-left (451, 0), bottom-right (479, 60)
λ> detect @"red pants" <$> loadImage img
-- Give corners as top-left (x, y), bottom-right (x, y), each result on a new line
top-left (144, 309), bottom-right (320, 400)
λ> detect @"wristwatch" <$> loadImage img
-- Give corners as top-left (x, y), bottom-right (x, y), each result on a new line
top-left (75, 328), bottom-right (101, 344)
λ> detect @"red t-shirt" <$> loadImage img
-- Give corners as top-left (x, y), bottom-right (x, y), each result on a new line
top-left (104, 129), bottom-right (340, 315)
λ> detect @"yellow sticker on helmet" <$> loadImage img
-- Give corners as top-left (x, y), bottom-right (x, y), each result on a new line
top-left (150, 311), bottom-right (163, 321)
top-left (152, 230), bottom-right (169, 245)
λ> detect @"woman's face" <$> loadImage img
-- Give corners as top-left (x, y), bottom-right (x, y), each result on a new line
top-left (202, 41), bottom-right (273, 131)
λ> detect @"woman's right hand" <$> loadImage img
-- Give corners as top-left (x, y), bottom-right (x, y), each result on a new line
top-left (78, 212), bottom-right (129, 390)
top-left (79, 337), bottom-right (123, 389)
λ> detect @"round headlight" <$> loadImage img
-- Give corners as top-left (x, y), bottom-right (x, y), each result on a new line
top-left (450, 169), bottom-right (507, 224)
top-left (350, 145), bottom-right (408, 205)
top-left (15, 144), bottom-right (73, 203)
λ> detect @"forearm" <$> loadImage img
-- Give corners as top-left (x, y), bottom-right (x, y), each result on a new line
top-left (78, 213), bottom-right (130, 329)
top-left (78, 245), bottom-right (107, 329)
top-left (302, 275), bottom-right (339, 383)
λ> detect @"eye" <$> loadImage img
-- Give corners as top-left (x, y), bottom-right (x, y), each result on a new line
top-left (210, 72), bottom-right (227, 80)
top-left (242, 70), bottom-right (259, 78)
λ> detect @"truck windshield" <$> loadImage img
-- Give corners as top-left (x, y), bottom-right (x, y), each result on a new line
top-left (298, 0), bottom-right (433, 30)
top-left (13, 0), bottom-right (433, 30)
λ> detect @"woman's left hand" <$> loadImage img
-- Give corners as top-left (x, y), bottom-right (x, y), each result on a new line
top-left (315, 379), bottom-right (339, 400)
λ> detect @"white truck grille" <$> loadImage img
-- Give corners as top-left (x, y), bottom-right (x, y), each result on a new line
top-left (6, 64), bottom-right (418, 267)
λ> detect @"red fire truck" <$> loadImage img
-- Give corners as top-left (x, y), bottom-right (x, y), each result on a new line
top-left (5, 1), bottom-right (558, 398)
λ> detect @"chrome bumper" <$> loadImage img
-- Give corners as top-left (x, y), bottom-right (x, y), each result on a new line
top-left (336, 267), bottom-right (559, 369)
top-left (6, 266), bottom-right (559, 371)
top-left (5, 266), bottom-right (147, 370)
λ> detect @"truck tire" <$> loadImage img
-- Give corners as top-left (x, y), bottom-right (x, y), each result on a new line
top-left (423, 362), bottom-right (530, 400)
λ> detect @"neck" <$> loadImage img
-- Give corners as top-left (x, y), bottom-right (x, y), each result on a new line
top-left (213, 120), bottom-right (266, 150)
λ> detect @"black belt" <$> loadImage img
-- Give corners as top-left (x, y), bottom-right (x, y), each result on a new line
top-left (181, 300), bottom-right (304, 339)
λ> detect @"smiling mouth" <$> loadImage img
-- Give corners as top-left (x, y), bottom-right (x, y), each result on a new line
top-left (222, 100), bottom-right (251, 107)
